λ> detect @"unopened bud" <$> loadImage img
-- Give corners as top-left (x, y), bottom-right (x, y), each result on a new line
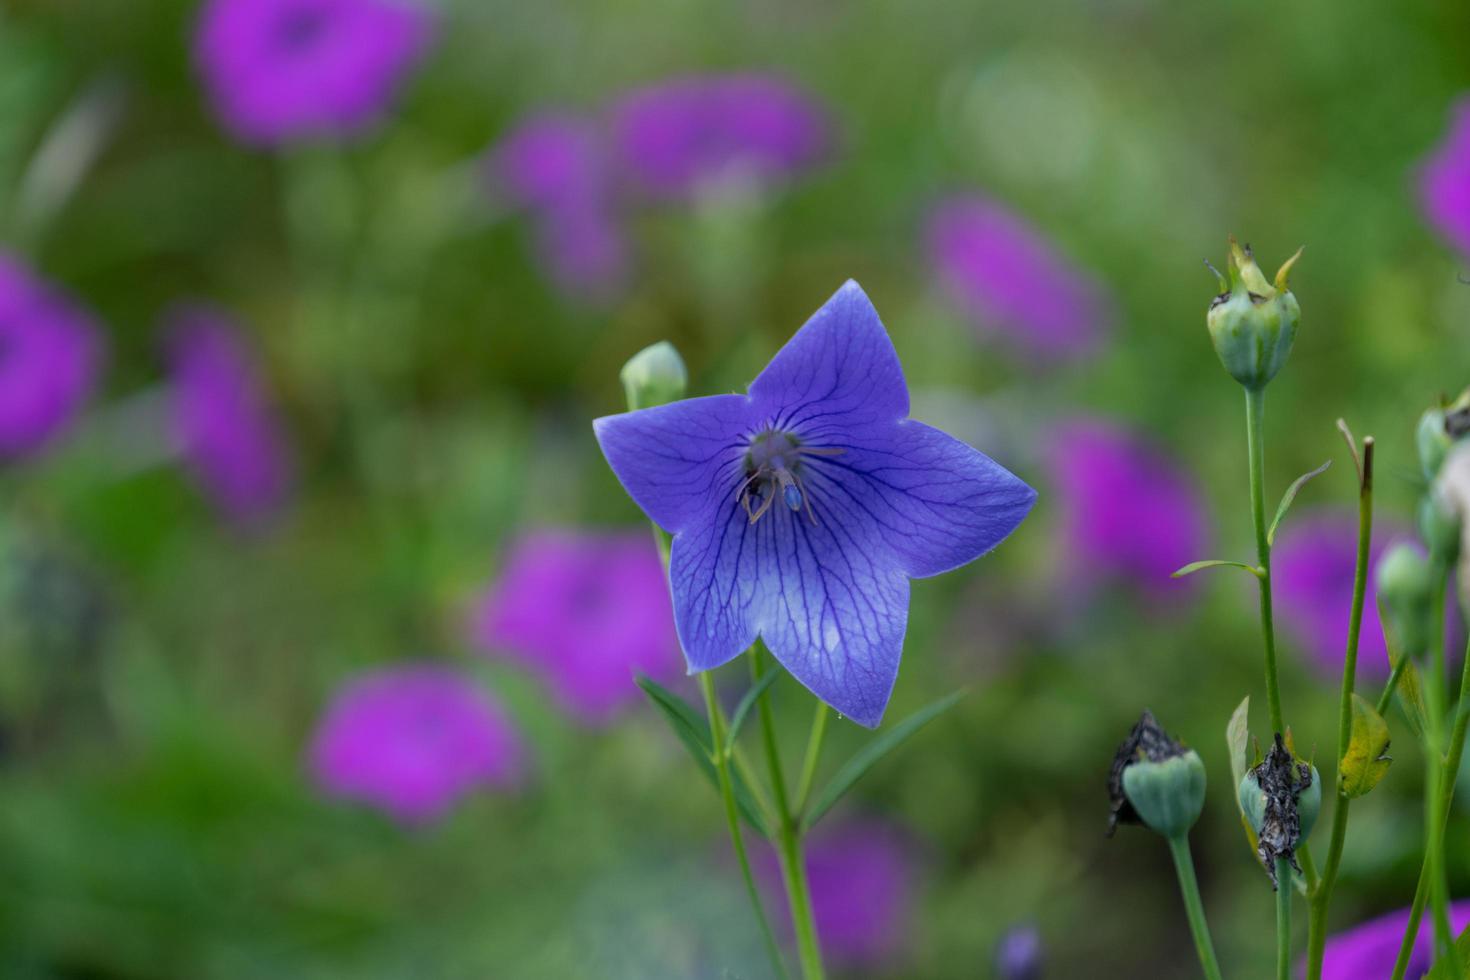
top-left (1205, 237), bottom-right (1302, 390)
top-left (1376, 543), bottom-right (1435, 657)
top-left (620, 341), bottom-right (688, 411)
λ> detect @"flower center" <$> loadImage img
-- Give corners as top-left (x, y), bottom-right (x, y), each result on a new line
top-left (274, 6), bottom-right (331, 54)
top-left (737, 428), bottom-right (842, 525)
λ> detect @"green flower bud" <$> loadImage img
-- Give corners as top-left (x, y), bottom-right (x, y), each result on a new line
top-left (1107, 711), bottom-right (1205, 840)
top-left (1418, 492), bottom-right (1461, 566)
top-left (1205, 237), bottom-right (1303, 390)
top-left (1416, 390), bottom-right (1470, 482)
top-left (1122, 750), bottom-right (1207, 839)
top-left (620, 341), bottom-right (688, 411)
top-left (1376, 542), bottom-right (1435, 657)
top-left (1237, 734), bottom-right (1319, 889)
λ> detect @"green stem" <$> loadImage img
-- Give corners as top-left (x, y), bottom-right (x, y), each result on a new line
top-left (698, 673), bottom-right (790, 980)
top-left (1377, 648), bottom-right (1410, 717)
top-left (794, 703), bottom-right (831, 817)
top-left (1428, 566), bottom-right (1463, 979)
top-left (1167, 835), bottom-right (1225, 980)
top-left (751, 649), bottom-right (826, 980)
top-left (1277, 858), bottom-right (1293, 980)
top-left (1392, 622), bottom-right (1470, 980)
top-left (1306, 438), bottom-right (1374, 979)
top-left (1246, 386), bottom-right (1285, 735)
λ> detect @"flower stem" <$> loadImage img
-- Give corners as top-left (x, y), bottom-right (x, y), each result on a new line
top-left (1167, 835), bottom-right (1225, 980)
top-left (794, 702), bottom-right (831, 817)
top-left (696, 671), bottom-right (791, 980)
top-left (751, 648), bottom-right (826, 980)
top-left (1245, 386), bottom-right (1284, 735)
top-left (1276, 858), bottom-right (1293, 980)
top-left (1428, 563), bottom-right (1464, 979)
top-left (1305, 438), bottom-right (1374, 979)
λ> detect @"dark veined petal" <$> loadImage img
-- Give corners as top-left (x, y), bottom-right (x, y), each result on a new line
top-left (593, 394), bottom-right (753, 534)
top-left (749, 280), bottom-right (909, 431)
top-left (800, 419), bottom-right (1037, 579)
top-left (671, 489), bottom-right (909, 728)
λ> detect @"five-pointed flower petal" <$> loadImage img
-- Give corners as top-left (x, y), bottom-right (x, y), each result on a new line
top-left (594, 281), bottom-right (1035, 726)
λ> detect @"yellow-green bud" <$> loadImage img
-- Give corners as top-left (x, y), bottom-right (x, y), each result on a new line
top-left (1418, 390), bottom-right (1470, 481)
top-left (1376, 543), bottom-right (1435, 657)
top-left (1205, 237), bottom-right (1303, 390)
top-left (620, 341), bottom-right (688, 411)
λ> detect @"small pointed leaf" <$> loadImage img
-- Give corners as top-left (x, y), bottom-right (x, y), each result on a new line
top-left (637, 676), bottom-right (770, 837)
top-left (1225, 696), bottom-right (1260, 855)
top-left (725, 669), bottom-right (780, 754)
top-left (1267, 460), bottom-right (1332, 546)
top-left (1172, 559), bottom-right (1263, 579)
top-left (1340, 694), bottom-right (1393, 798)
top-left (801, 690), bottom-right (965, 832)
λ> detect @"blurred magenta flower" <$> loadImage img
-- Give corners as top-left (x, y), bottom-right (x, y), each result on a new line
top-left (488, 114), bottom-right (629, 302)
top-left (194, 0), bottom-right (434, 145)
top-left (308, 663), bottom-right (523, 824)
top-left (491, 114), bottom-right (608, 212)
top-left (0, 253), bottom-right (103, 459)
top-left (1419, 95), bottom-right (1470, 258)
top-left (611, 73), bottom-right (830, 198)
top-left (1274, 510), bottom-right (1457, 680)
top-left (471, 529), bottom-right (680, 725)
top-left (595, 281), bottom-right (1034, 726)
top-left (165, 306), bottom-right (291, 526)
top-left (755, 818), bottom-right (915, 969)
top-left (995, 924), bottom-right (1043, 980)
top-left (1046, 420), bottom-right (1208, 602)
top-left (926, 195), bottom-right (1113, 362)
top-left (1317, 900), bottom-right (1470, 979)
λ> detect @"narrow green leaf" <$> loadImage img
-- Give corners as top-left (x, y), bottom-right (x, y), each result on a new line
top-left (1422, 917), bottom-right (1470, 978)
top-left (725, 669), bottom-right (781, 754)
top-left (1172, 559), bottom-right (1262, 579)
top-left (1340, 694), bottom-right (1393, 798)
top-left (1267, 459), bottom-right (1332, 545)
top-left (1225, 696), bottom-right (1260, 856)
top-left (1381, 626), bottom-right (1428, 740)
top-left (801, 690), bottom-right (965, 832)
top-left (637, 676), bottom-right (770, 837)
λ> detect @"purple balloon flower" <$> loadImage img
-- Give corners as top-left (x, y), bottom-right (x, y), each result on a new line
top-left (926, 195), bottom-right (1113, 361)
top-left (1045, 419), bottom-right (1209, 602)
top-left (1317, 900), bottom-right (1470, 979)
top-left (194, 0), bottom-right (434, 146)
top-left (0, 254), bottom-right (103, 459)
top-left (611, 73), bottom-right (830, 198)
top-left (595, 281), bottom-right (1034, 727)
top-left (165, 306), bottom-right (291, 526)
top-left (308, 663), bottom-right (524, 824)
top-left (754, 818), bottom-right (915, 969)
top-left (1274, 510), bottom-right (1457, 680)
top-left (471, 529), bottom-right (681, 725)
top-left (1419, 95), bottom-right (1470, 259)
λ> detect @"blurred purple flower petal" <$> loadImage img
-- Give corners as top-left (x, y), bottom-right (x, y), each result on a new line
top-left (1317, 899), bottom-right (1470, 979)
top-left (612, 74), bottom-right (830, 198)
top-left (927, 195), bottom-right (1113, 362)
top-left (1419, 95), bottom-right (1470, 259)
top-left (0, 253), bottom-right (103, 459)
top-left (194, 0), bottom-right (434, 146)
top-left (165, 305), bottom-right (291, 526)
top-left (490, 114), bottom-right (608, 212)
top-left (1046, 419), bottom-right (1209, 602)
top-left (755, 818), bottom-right (916, 969)
top-left (488, 114), bottom-right (630, 303)
top-left (995, 924), bottom-right (1044, 980)
top-left (1274, 510), bottom-right (1459, 680)
top-left (472, 529), bottom-right (680, 725)
top-left (309, 663), bottom-right (524, 824)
